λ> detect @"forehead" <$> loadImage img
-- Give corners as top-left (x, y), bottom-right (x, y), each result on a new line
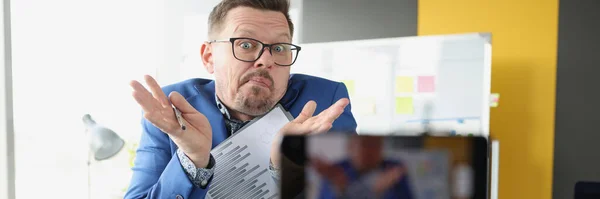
top-left (221, 6), bottom-right (291, 42)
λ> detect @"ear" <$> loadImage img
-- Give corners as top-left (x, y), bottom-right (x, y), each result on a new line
top-left (201, 42), bottom-right (214, 74)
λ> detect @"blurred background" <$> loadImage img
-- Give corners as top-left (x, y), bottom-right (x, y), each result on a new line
top-left (1, 0), bottom-right (599, 199)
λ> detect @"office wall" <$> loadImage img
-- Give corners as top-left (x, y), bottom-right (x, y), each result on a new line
top-left (418, 1), bottom-right (558, 199)
top-left (553, 1), bottom-right (600, 198)
top-left (300, 0), bottom-right (417, 43)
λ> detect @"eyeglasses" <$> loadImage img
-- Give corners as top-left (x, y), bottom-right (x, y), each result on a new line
top-left (208, 37), bottom-right (302, 66)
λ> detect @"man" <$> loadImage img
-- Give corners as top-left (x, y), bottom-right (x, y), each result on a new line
top-left (124, 0), bottom-right (357, 198)
top-left (312, 136), bottom-right (413, 199)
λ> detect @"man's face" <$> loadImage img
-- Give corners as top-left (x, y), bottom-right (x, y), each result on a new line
top-left (348, 136), bottom-right (384, 172)
top-left (202, 7), bottom-right (291, 117)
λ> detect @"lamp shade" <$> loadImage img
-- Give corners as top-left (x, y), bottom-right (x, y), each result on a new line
top-left (83, 114), bottom-right (125, 161)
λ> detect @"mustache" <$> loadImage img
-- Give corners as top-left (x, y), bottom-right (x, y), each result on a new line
top-left (240, 69), bottom-right (274, 89)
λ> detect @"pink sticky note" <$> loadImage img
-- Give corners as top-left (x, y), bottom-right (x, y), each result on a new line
top-left (418, 76), bottom-right (435, 92)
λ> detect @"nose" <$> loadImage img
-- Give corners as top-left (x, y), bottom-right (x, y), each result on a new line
top-left (254, 46), bottom-right (275, 69)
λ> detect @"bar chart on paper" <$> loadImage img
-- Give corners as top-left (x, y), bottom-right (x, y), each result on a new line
top-left (206, 105), bottom-right (292, 199)
top-left (206, 141), bottom-right (275, 199)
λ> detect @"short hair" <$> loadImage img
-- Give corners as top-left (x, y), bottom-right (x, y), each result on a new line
top-left (208, 0), bottom-right (294, 39)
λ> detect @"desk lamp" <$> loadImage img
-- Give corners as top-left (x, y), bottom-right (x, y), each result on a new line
top-left (82, 114), bottom-right (125, 199)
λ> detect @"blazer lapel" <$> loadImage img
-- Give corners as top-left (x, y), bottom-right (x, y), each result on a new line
top-left (191, 81), bottom-right (228, 149)
top-left (279, 74), bottom-right (303, 111)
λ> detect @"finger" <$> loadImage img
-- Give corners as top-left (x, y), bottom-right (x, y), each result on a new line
top-left (144, 75), bottom-right (170, 107)
top-left (294, 100), bottom-right (317, 123)
top-left (279, 123), bottom-right (314, 135)
top-left (169, 91), bottom-right (210, 131)
top-left (143, 111), bottom-right (179, 134)
top-left (169, 91), bottom-right (198, 114)
top-left (130, 80), bottom-right (162, 113)
top-left (299, 118), bottom-right (326, 134)
top-left (312, 123), bottom-right (333, 134)
top-left (316, 98), bottom-right (349, 124)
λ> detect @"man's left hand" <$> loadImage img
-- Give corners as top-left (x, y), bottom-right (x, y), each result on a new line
top-left (270, 98), bottom-right (350, 169)
top-left (373, 166), bottom-right (406, 195)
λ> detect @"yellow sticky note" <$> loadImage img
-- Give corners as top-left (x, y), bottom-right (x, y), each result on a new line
top-left (355, 97), bottom-right (377, 115)
top-left (342, 80), bottom-right (355, 96)
top-left (395, 97), bottom-right (414, 114)
top-left (395, 76), bottom-right (414, 93)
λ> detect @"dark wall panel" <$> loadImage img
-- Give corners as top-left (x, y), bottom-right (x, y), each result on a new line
top-left (301, 0), bottom-right (417, 43)
top-left (553, 0), bottom-right (600, 198)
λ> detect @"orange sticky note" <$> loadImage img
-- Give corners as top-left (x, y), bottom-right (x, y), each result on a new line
top-left (395, 76), bottom-right (414, 93)
top-left (395, 97), bottom-right (414, 114)
top-left (418, 76), bottom-right (435, 93)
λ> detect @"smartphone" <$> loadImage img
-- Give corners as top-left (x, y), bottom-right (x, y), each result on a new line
top-left (280, 134), bottom-right (489, 199)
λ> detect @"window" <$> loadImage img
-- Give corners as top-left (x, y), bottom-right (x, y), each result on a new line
top-left (11, 1), bottom-right (162, 198)
top-left (10, 1), bottom-right (303, 198)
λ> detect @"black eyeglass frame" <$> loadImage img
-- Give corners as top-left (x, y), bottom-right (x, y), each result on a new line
top-left (208, 37), bottom-right (302, 66)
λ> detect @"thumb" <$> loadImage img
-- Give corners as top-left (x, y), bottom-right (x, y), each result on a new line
top-left (169, 91), bottom-right (199, 114)
top-left (169, 91), bottom-right (210, 132)
top-left (294, 100), bottom-right (317, 123)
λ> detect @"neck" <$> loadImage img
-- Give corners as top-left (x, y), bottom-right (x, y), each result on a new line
top-left (229, 109), bottom-right (255, 122)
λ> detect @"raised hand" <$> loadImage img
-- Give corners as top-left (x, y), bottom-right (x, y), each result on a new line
top-left (312, 158), bottom-right (348, 192)
top-left (130, 75), bottom-right (213, 168)
top-left (372, 166), bottom-right (406, 195)
top-left (270, 98), bottom-right (349, 168)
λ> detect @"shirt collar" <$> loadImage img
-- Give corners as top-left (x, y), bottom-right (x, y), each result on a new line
top-left (215, 94), bottom-right (233, 120)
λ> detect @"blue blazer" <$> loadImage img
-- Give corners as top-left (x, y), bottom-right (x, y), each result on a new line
top-left (124, 74), bottom-right (358, 199)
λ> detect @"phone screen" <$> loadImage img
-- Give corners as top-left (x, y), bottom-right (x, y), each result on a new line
top-left (280, 134), bottom-right (488, 199)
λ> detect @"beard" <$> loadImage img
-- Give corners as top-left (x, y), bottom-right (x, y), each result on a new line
top-left (233, 70), bottom-right (277, 116)
top-left (234, 85), bottom-right (275, 116)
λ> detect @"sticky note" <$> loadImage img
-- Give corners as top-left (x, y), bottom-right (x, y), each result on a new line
top-left (395, 76), bottom-right (414, 93)
top-left (490, 93), bottom-right (500, 107)
top-left (356, 97), bottom-right (376, 115)
top-left (342, 80), bottom-right (355, 96)
top-left (418, 76), bottom-right (435, 93)
top-left (395, 97), bottom-right (414, 114)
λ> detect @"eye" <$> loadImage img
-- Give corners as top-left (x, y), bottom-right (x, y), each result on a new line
top-left (239, 42), bottom-right (253, 49)
top-left (273, 45), bottom-right (285, 52)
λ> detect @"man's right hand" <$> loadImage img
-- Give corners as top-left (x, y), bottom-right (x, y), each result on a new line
top-left (130, 75), bottom-right (213, 168)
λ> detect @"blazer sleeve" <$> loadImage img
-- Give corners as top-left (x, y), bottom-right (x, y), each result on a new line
top-left (330, 82), bottom-right (358, 133)
top-left (124, 117), bottom-right (210, 199)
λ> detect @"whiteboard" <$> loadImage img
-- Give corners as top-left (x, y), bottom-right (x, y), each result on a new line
top-left (292, 33), bottom-right (492, 136)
